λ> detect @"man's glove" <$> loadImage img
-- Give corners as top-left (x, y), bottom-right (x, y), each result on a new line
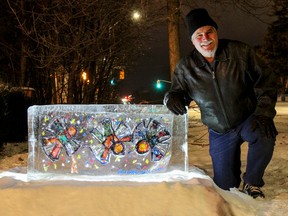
top-left (251, 115), bottom-right (278, 138)
top-left (166, 93), bottom-right (187, 115)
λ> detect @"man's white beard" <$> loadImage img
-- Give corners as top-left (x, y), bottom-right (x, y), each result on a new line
top-left (201, 48), bottom-right (217, 58)
top-left (199, 40), bottom-right (217, 58)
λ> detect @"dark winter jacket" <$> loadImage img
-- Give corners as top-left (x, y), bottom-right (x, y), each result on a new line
top-left (165, 39), bottom-right (277, 133)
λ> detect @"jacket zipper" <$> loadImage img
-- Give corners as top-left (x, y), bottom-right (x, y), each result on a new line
top-left (211, 69), bottom-right (231, 129)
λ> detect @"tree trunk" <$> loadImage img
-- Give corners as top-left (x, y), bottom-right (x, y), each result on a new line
top-left (19, 0), bottom-right (26, 87)
top-left (280, 76), bottom-right (288, 102)
top-left (167, 0), bottom-right (181, 80)
top-left (19, 43), bottom-right (27, 86)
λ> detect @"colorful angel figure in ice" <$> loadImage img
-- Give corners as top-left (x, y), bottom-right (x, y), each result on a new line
top-left (133, 119), bottom-right (171, 161)
top-left (42, 118), bottom-right (81, 161)
top-left (89, 118), bottom-right (132, 164)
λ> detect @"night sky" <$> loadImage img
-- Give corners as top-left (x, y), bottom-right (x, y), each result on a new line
top-left (119, 3), bottom-right (273, 104)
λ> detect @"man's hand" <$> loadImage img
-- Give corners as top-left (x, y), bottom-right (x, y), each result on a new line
top-left (251, 115), bottom-right (278, 138)
top-left (166, 93), bottom-right (187, 115)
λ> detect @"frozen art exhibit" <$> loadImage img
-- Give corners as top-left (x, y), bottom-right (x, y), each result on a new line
top-left (27, 104), bottom-right (188, 181)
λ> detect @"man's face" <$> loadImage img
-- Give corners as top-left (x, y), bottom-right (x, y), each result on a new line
top-left (191, 26), bottom-right (218, 60)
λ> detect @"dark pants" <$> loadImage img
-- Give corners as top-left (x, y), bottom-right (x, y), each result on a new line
top-left (208, 115), bottom-right (275, 190)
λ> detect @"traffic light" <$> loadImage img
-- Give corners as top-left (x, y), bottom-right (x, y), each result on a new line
top-left (110, 78), bottom-right (116, 85)
top-left (110, 68), bottom-right (125, 85)
top-left (156, 80), bottom-right (162, 89)
top-left (155, 79), bottom-right (171, 90)
top-left (119, 70), bottom-right (125, 80)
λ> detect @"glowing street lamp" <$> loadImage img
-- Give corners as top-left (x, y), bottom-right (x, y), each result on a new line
top-left (132, 10), bottom-right (141, 21)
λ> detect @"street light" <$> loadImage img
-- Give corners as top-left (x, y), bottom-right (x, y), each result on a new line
top-left (132, 10), bottom-right (141, 21)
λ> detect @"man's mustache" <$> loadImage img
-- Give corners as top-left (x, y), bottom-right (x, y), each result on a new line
top-left (200, 40), bottom-right (213, 46)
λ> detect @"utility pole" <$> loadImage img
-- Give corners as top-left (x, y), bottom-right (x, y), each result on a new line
top-left (167, 0), bottom-right (180, 80)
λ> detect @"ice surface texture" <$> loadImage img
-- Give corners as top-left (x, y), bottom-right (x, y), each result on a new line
top-left (27, 104), bottom-right (188, 181)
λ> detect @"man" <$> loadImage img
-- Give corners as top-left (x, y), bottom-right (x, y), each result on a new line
top-left (164, 8), bottom-right (278, 199)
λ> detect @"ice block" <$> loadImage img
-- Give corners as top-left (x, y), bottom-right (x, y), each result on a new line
top-left (27, 104), bottom-right (188, 181)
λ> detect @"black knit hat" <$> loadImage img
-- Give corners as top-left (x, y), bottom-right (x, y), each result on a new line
top-left (185, 8), bottom-right (218, 39)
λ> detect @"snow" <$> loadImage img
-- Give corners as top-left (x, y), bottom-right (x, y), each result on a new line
top-left (0, 102), bottom-right (287, 216)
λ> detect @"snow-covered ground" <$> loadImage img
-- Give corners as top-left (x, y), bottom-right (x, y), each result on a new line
top-left (0, 102), bottom-right (287, 216)
top-left (188, 101), bottom-right (288, 215)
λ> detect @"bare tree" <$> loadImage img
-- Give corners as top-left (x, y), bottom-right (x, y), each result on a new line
top-left (6, 0), bottom-right (163, 104)
top-left (0, 0), bottom-right (22, 86)
top-left (260, 0), bottom-right (288, 101)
